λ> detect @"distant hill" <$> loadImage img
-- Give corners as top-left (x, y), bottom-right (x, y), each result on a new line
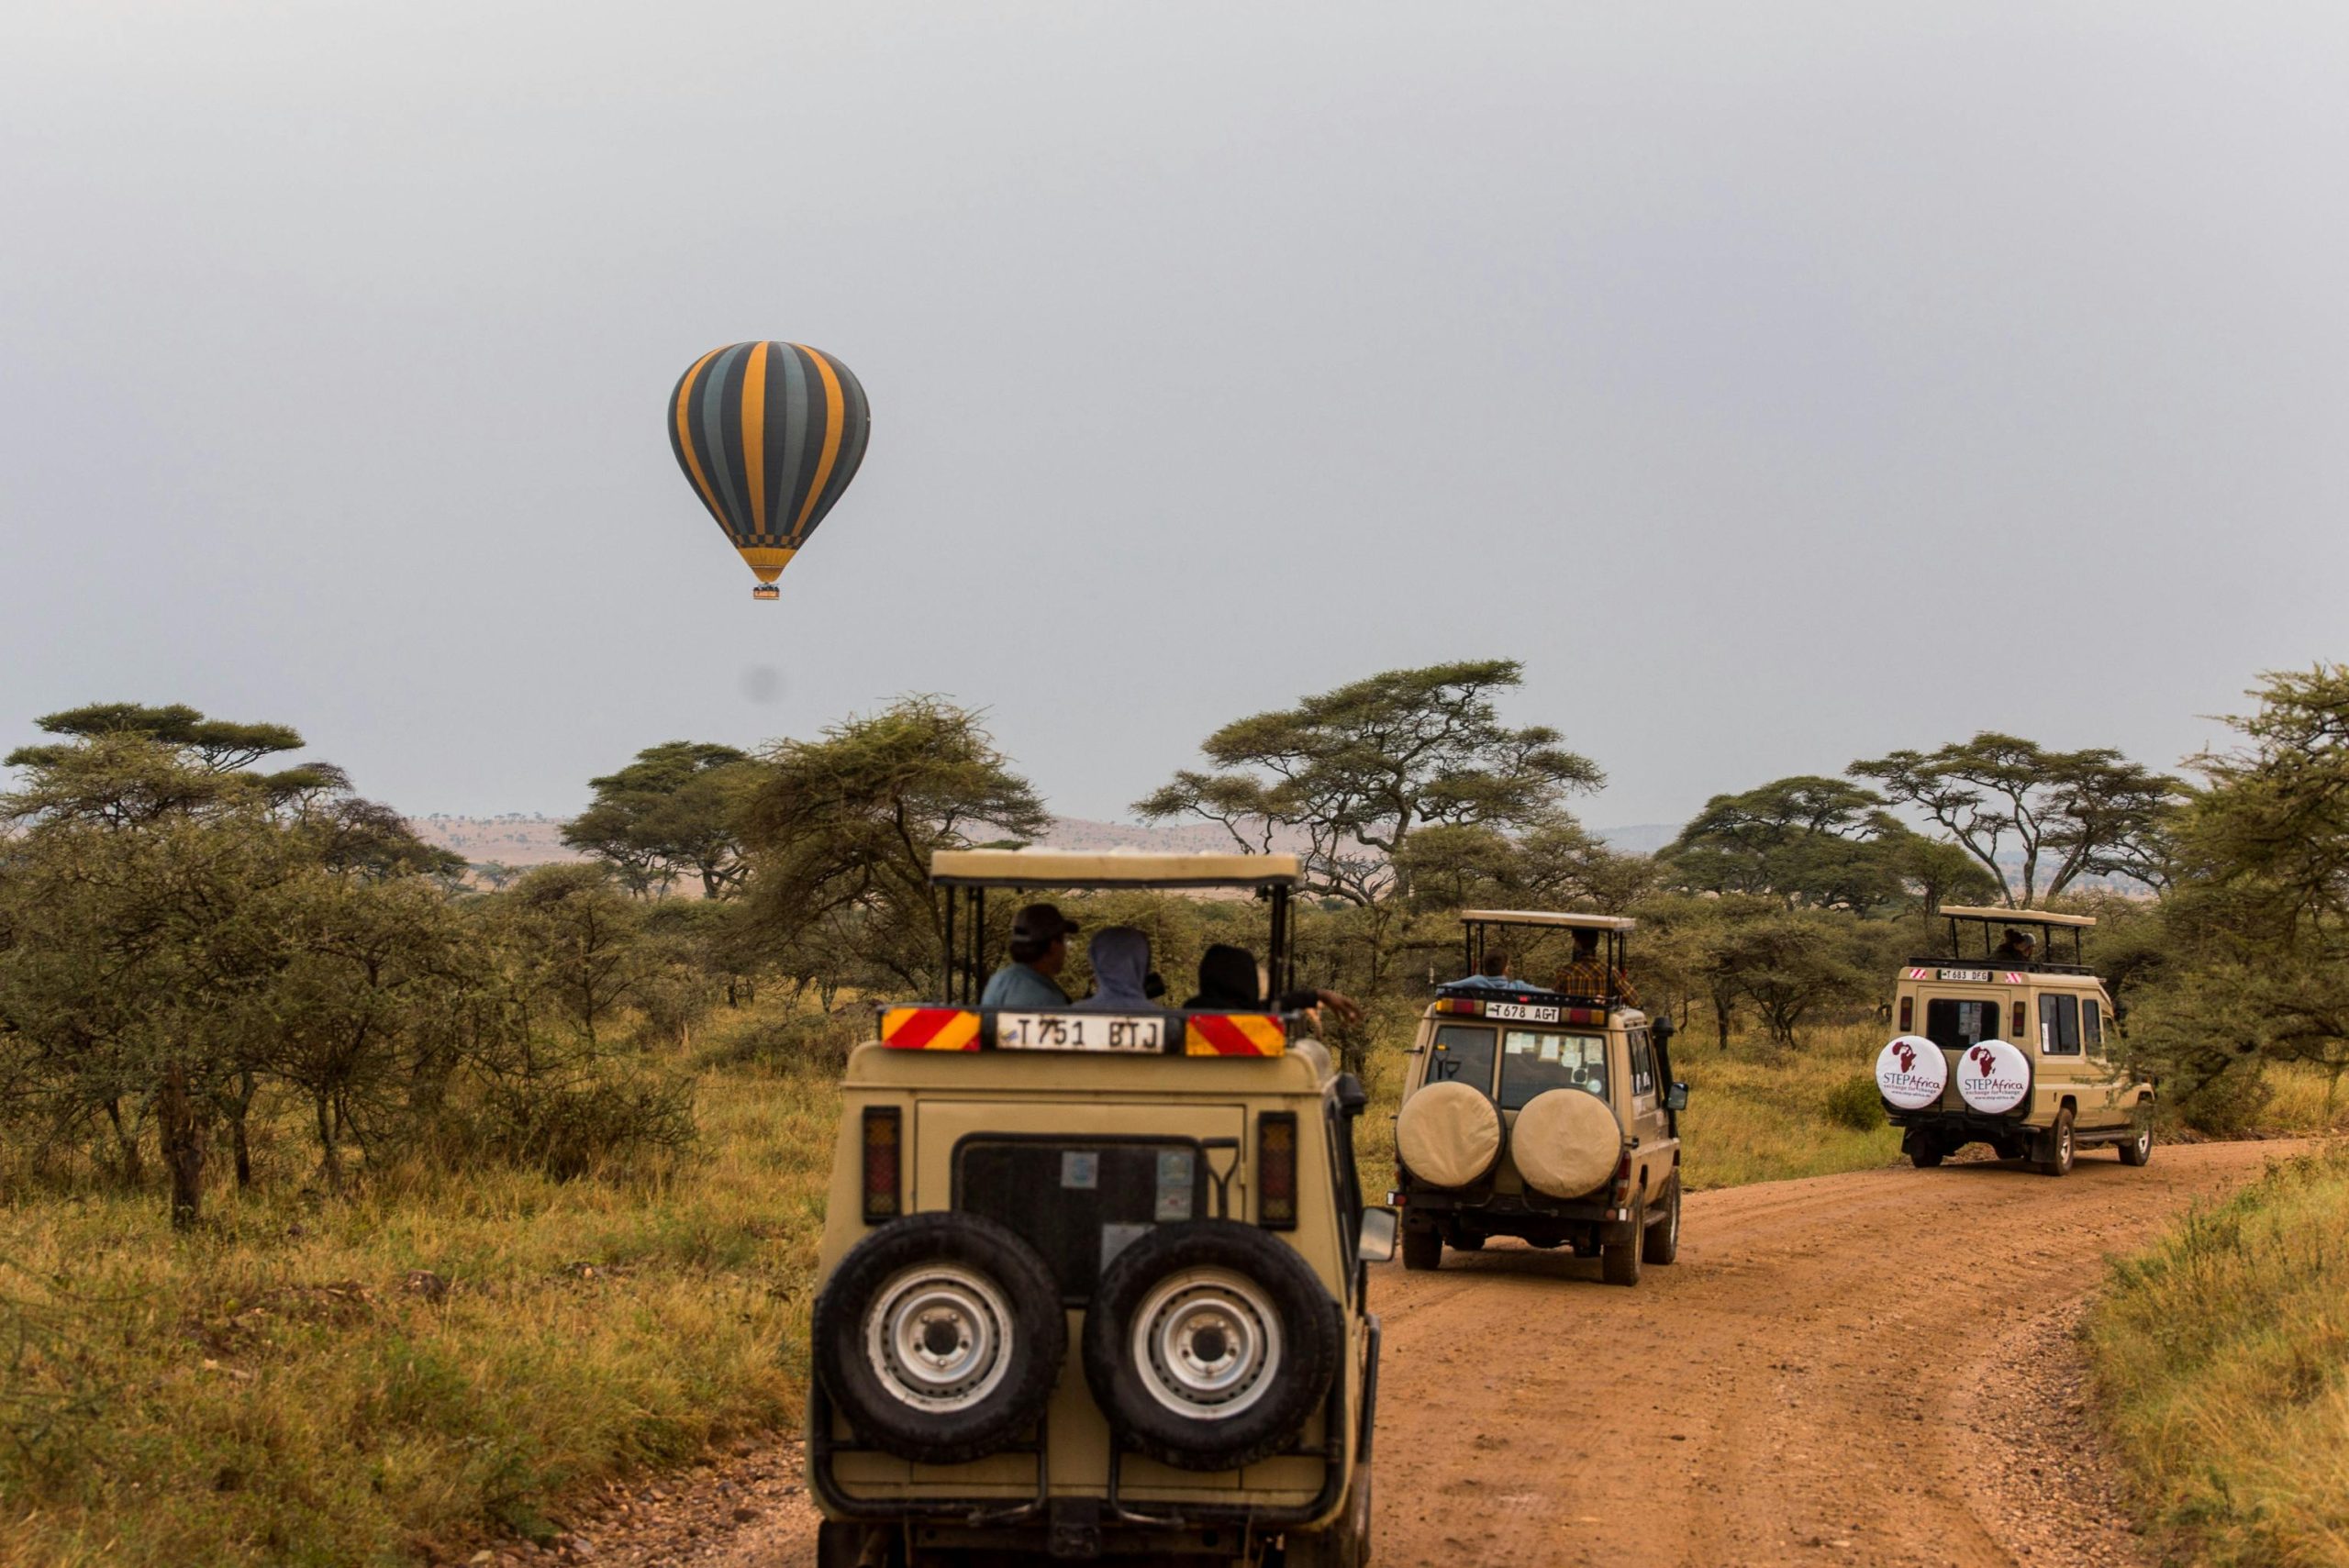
top-left (1591, 823), bottom-right (1676, 854)
top-left (406, 814), bottom-right (1272, 870)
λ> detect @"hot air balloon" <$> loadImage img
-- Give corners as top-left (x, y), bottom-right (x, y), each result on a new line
top-left (668, 342), bottom-right (871, 599)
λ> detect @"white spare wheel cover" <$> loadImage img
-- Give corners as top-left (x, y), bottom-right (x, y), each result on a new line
top-left (1955, 1039), bottom-right (2032, 1114)
top-left (1510, 1089), bottom-right (1623, 1199)
top-left (1875, 1034), bottom-right (1949, 1110)
top-left (1395, 1081), bottom-right (1504, 1189)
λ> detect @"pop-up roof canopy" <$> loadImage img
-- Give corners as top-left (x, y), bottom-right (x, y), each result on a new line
top-left (928, 850), bottom-right (1306, 1004)
top-left (1459, 908), bottom-right (1636, 932)
top-left (930, 849), bottom-right (1302, 890)
top-left (1936, 905), bottom-right (2097, 929)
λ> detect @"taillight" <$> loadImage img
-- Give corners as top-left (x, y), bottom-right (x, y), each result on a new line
top-left (1434, 997), bottom-right (1483, 1016)
top-left (862, 1106), bottom-right (902, 1223)
top-left (1898, 996), bottom-right (1913, 1033)
top-left (2011, 999), bottom-right (2027, 1040)
top-left (1256, 1112), bottom-right (1297, 1230)
top-left (1609, 1150), bottom-right (1633, 1207)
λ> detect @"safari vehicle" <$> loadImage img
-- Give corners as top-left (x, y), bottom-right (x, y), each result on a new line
top-left (1390, 911), bottom-right (1687, 1286)
top-left (1873, 906), bottom-right (2154, 1176)
top-left (808, 851), bottom-right (1389, 1568)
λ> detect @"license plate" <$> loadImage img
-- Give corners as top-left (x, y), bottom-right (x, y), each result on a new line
top-left (1939, 968), bottom-right (1991, 984)
top-left (1485, 1001), bottom-right (1561, 1023)
top-left (995, 1012), bottom-right (1165, 1053)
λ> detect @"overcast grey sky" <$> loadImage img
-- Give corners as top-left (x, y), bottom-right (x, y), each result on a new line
top-left (5, 3), bottom-right (2344, 828)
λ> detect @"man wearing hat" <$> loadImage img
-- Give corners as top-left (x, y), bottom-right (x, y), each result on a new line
top-left (981, 903), bottom-right (1080, 1007)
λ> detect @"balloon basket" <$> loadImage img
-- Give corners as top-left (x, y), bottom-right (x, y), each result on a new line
top-left (751, 584), bottom-right (780, 601)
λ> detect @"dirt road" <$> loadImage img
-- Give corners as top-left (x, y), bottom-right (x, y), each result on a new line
top-left (1367, 1140), bottom-right (2296, 1567)
top-left (528, 1140), bottom-right (2299, 1568)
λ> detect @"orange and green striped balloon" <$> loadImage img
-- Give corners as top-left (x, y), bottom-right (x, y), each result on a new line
top-left (668, 342), bottom-right (872, 599)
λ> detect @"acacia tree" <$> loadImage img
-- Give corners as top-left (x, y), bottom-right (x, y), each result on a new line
top-left (1849, 732), bottom-right (2177, 906)
top-left (1658, 775), bottom-right (1913, 911)
top-left (1134, 660), bottom-right (1602, 906)
top-left (562, 741), bottom-right (761, 898)
top-left (2145, 666), bottom-right (2349, 1120)
top-left (741, 697), bottom-right (1049, 990)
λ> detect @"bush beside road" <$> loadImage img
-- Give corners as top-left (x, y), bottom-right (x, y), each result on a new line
top-left (2089, 1141), bottom-right (2349, 1568)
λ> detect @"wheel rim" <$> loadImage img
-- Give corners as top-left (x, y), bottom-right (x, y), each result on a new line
top-left (1130, 1266), bottom-right (1283, 1420)
top-left (2060, 1123), bottom-right (2073, 1163)
top-left (2136, 1127), bottom-right (2151, 1157)
top-left (864, 1262), bottom-right (1015, 1413)
top-left (1669, 1187), bottom-right (1681, 1247)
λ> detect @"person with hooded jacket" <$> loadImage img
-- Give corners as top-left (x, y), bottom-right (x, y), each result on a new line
top-left (1073, 926), bottom-right (1174, 1015)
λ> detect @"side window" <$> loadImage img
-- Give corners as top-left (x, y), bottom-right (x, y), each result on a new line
top-left (2082, 998), bottom-right (2104, 1051)
top-left (1631, 1029), bottom-right (1656, 1098)
top-left (1430, 1025), bottom-right (1497, 1090)
top-left (2038, 994), bottom-right (2081, 1056)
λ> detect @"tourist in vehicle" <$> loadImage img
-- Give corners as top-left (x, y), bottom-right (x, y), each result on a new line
top-left (980, 903), bottom-right (1078, 1006)
top-left (1073, 926), bottom-right (1164, 1013)
top-left (1183, 942), bottom-right (1364, 1025)
top-left (1992, 928), bottom-right (2037, 965)
top-left (1452, 950), bottom-right (1520, 989)
top-left (1553, 928), bottom-right (1640, 1005)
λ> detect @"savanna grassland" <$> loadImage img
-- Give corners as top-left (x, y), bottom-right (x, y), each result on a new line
top-left (2090, 1141), bottom-right (2349, 1568)
top-left (7, 989), bottom-right (2341, 1568)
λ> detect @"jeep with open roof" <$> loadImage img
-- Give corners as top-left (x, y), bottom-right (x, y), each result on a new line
top-left (1389, 911), bottom-right (1687, 1286)
top-left (1873, 906), bottom-right (2154, 1175)
top-left (808, 851), bottom-right (1389, 1568)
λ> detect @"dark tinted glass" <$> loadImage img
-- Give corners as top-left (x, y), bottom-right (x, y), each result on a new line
top-left (955, 1140), bottom-right (1206, 1302)
top-left (1430, 1025), bottom-right (1497, 1091)
top-left (2039, 994), bottom-right (2081, 1055)
top-left (1923, 998), bottom-right (2002, 1050)
top-left (2082, 999), bottom-right (2104, 1050)
top-left (1496, 1029), bottom-right (1608, 1110)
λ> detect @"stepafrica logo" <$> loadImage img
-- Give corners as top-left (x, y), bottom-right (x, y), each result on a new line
top-left (1876, 1036), bottom-right (1946, 1109)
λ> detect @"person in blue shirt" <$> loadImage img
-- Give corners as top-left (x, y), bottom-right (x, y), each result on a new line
top-left (1452, 950), bottom-right (1520, 989)
top-left (980, 903), bottom-right (1079, 1007)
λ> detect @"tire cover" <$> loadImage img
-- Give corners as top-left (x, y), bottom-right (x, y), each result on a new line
top-left (1955, 1038), bottom-right (2032, 1114)
top-left (1509, 1089), bottom-right (1622, 1199)
top-left (1396, 1081), bottom-right (1504, 1189)
top-left (1876, 1034), bottom-right (1949, 1110)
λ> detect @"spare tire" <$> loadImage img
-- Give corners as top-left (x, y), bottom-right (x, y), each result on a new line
top-left (1509, 1089), bottom-right (1622, 1199)
top-left (812, 1212), bottom-right (1064, 1465)
top-left (1395, 1081), bottom-right (1505, 1189)
top-left (1083, 1219), bottom-right (1338, 1473)
top-left (1954, 1039), bottom-right (2032, 1115)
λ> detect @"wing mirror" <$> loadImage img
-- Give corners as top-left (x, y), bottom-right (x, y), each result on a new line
top-left (1356, 1206), bottom-right (1398, 1264)
top-left (1664, 1082), bottom-right (1689, 1112)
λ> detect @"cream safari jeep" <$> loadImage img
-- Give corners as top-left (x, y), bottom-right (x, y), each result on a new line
top-left (808, 851), bottom-right (1390, 1568)
top-left (1874, 906), bottom-right (2154, 1176)
top-left (1389, 912), bottom-right (1687, 1286)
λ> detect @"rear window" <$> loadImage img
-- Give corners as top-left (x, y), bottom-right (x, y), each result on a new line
top-left (1923, 998), bottom-right (2002, 1051)
top-left (1430, 1024), bottom-right (1497, 1090)
top-left (2083, 998), bottom-right (2104, 1050)
top-left (954, 1139), bottom-right (1208, 1302)
top-left (1497, 1029), bottom-right (1609, 1110)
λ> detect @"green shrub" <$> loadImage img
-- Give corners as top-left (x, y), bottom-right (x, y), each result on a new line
top-left (1822, 1072), bottom-right (1886, 1131)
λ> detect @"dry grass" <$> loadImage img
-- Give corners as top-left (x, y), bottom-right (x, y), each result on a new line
top-left (0, 1005), bottom-right (840, 1568)
top-left (3, 994), bottom-right (2335, 1567)
top-left (2088, 1141), bottom-right (2349, 1568)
